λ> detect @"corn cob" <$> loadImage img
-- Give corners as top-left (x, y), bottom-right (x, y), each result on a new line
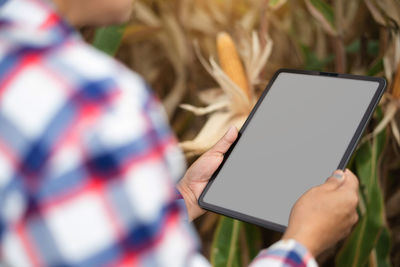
top-left (217, 32), bottom-right (251, 100)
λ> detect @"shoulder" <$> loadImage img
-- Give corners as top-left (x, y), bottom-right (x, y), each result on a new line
top-left (1, 34), bottom-right (157, 140)
top-left (0, 0), bottom-right (152, 113)
top-left (49, 39), bottom-right (151, 108)
top-left (54, 40), bottom-right (172, 139)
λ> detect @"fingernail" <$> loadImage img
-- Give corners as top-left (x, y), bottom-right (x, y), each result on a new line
top-left (332, 170), bottom-right (344, 179)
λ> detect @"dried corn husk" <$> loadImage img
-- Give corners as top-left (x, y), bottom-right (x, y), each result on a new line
top-left (239, 31), bottom-right (273, 88)
top-left (180, 31), bottom-right (272, 156)
top-left (361, 32), bottom-right (400, 147)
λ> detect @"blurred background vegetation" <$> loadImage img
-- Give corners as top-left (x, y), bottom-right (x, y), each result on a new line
top-left (87, 0), bottom-right (400, 266)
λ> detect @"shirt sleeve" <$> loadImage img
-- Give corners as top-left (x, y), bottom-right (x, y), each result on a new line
top-left (249, 239), bottom-right (318, 267)
top-left (35, 72), bottom-right (210, 267)
top-left (0, 51), bottom-right (210, 266)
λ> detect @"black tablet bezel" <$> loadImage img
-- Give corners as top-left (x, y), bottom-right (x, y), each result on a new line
top-left (198, 68), bottom-right (386, 232)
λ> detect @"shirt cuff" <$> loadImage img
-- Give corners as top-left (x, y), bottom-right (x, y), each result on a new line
top-left (250, 239), bottom-right (318, 267)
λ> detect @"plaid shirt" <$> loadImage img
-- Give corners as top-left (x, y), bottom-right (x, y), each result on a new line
top-left (0, 0), bottom-right (317, 266)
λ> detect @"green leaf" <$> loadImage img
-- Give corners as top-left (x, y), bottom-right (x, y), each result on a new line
top-left (336, 108), bottom-right (391, 267)
top-left (346, 40), bottom-right (361, 54)
top-left (346, 40), bottom-right (380, 57)
top-left (300, 44), bottom-right (334, 71)
top-left (269, 0), bottom-right (280, 6)
top-left (367, 40), bottom-right (380, 57)
top-left (375, 227), bottom-right (391, 267)
top-left (367, 58), bottom-right (384, 76)
top-left (93, 25), bottom-right (125, 56)
top-left (269, 0), bottom-right (287, 8)
top-left (211, 216), bottom-right (242, 267)
top-left (242, 222), bottom-right (262, 261)
top-left (309, 0), bottom-right (335, 25)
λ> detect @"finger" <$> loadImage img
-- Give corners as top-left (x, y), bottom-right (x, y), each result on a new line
top-left (324, 169), bottom-right (345, 190)
top-left (342, 169), bottom-right (359, 192)
top-left (351, 213), bottom-right (359, 225)
top-left (209, 126), bottom-right (238, 155)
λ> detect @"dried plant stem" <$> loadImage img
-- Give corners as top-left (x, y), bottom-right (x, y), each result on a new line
top-left (333, 37), bottom-right (346, 73)
top-left (369, 248), bottom-right (378, 267)
top-left (379, 28), bottom-right (389, 58)
top-left (217, 32), bottom-right (251, 100)
top-left (334, 0), bottom-right (346, 73)
top-left (392, 61), bottom-right (400, 99)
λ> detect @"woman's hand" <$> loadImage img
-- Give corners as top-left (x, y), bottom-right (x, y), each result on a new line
top-left (177, 126), bottom-right (238, 220)
top-left (283, 169), bottom-right (360, 257)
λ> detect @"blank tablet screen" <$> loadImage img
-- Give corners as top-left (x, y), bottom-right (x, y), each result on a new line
top-left (201, 71), bottom-right (383, 229)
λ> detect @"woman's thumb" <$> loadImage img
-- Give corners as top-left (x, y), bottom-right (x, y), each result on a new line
top-left (210, 126), bottom-right (238, 155)
top-left (324, 169), bottom-right (346, 189)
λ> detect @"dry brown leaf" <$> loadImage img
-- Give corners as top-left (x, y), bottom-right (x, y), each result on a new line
top-left (188, 8), bottom-right (217, 35)
top-left (180, 101), bottom-right (230, 116)
top-left (133, 1), bottom-right (161, 27)
top-left (365, 0), bottom-right (387, 25)
top-left (375, 0), bottom-right (400, 27)
top-left (358, 101), bottom-right (397, 146)
top-left (386, 190), bottom-right (400, 218)
top-left (198, 88), bottom-right (226, 105)
top-left (304, 0), bottom-right (337, 36)
top-left (160, 13), bottom-right (189, 118)
top-left (391, 120), bottom-right (400, 147)
top-left (246, 32), bottom-right (273, 87)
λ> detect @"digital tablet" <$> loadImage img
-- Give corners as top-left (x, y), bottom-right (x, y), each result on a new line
top-left (198, 69), bottom-right (386, 232)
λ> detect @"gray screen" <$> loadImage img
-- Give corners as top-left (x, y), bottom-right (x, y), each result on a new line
top-left (203, 72), bottom-right (379, 227)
